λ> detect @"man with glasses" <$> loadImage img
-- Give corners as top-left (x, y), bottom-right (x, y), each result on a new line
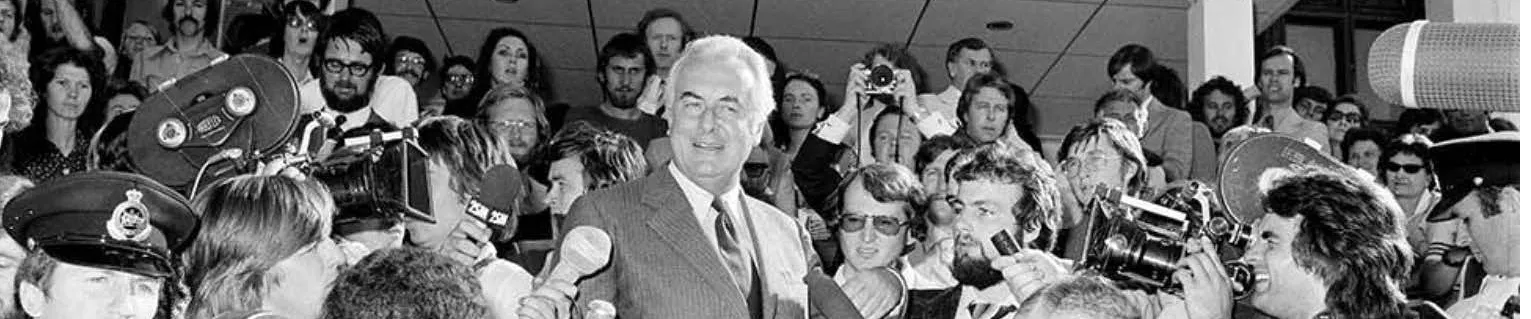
top-left (114, 20), bottom-right (158, 81)
top-left (307, 8), bottom-right (417, 131)
top-left (827, 163), bottom-right (926, 318)
top-left (433, 55), bottom-right (476, 118)
top-left (384, 36), bottom-right (438, 113)
top-left (564, 32), bottom-right (667, 148)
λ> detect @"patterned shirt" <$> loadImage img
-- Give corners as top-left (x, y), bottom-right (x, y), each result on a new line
top-left (12, 133), bottom-right (91, 183)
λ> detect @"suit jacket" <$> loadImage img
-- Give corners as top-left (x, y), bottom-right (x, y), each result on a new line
top-left (1140, 100), bottom-right (1194, 182)
top-left (1188, 122), bottom-right (1218, 183)
top-left (560, 168), bottom-right (816, 319)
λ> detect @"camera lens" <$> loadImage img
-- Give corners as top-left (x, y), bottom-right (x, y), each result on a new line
top-left (869, 65), bottom-right (896, 87)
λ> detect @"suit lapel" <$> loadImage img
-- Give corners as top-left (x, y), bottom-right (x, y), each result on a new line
top-left (641, 170), bottom-right (747, 310)
top-left (739, 199), bottom-right (780, 319)
top-left (1144, 102), bottom-right (1171, 139)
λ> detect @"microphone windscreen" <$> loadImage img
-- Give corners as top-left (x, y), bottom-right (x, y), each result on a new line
top-left (1369, 21), bottom-right (1518, 111)
top-left (557, 226), bottom-right (613, 278)
top-left (479, 165), bottom-right (525, 214)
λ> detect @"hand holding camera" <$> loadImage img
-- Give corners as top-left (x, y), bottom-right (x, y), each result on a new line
top-left (1163, 237), bottom-right (1234, 319)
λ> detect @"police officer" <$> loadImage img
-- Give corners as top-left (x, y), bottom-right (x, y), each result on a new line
top-left (4, 171), bottom-right (198, 319)
top-left (1426, 131), bottom-right (1519, 319)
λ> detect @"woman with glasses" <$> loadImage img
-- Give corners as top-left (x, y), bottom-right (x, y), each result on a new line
top-left (268, 0), bottom-right (322, 111)
top-left (1323, 94), bottom-right (1370, 159)
top-left (1382, 134), bottom-right (1471, 305)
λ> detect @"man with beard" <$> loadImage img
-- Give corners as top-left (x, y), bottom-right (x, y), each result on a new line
top-left (1188, 76), bottom-right (1248, 146)
top-left (307, 8), bottom-right (418, 131)
top-left (904, 143), bottom-right (1068, 319)
top-left (563, 32), bottom-right (667, 148)
top-left (131, 0), bottom-right (227, 90)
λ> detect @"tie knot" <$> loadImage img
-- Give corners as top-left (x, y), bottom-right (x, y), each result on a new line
top-left (712, 197), bottom-right (729, 215)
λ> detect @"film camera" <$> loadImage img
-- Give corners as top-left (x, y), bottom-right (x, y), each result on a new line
top-left (1075, 182), bottom-right (1260, 299)
top-left (862, 64), bottom-right (899, 96)
top-left (308, 129), bottom-right (434, 222)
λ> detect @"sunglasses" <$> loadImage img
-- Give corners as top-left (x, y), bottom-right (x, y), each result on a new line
top-left (1381, 162), bottom-right (1427, 174)
top-left (446, 74), bottom-right (475, 85)
top-left (1326, 111), bottom-right (1363, 123)
top-left (838, 213), bottom-right (908, 236)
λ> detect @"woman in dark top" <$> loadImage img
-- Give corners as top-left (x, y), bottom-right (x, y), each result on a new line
top-left (8, 46), bottom-right (105, 182)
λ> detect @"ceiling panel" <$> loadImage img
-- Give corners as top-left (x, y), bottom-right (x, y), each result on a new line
top-left (752, 0), bottom-right (925, 43)
top-left (357, 0), bottom-right (591, 27)
top-left (588, 0), bottom-right (753, 34)
top-left (908, 0), bottom-right (1096, 53)
top-left (1070, 5), bottom-right (1190, 59)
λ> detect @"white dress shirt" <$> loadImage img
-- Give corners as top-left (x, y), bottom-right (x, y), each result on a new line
top-left (301, 75), bottom-right (420, 129)
top-left (668, 163), bottom-right (758, 265)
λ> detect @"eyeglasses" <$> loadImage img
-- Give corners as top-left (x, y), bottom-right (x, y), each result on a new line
top-left (446, 74), bottom-right (475, 85)
top-left (838, 213), bottom-right (908, 236)
top-left (485, 119), bottom-right (535, 133)
top-left (1381, 162), bottom-right (1427, 174)
top-left (1326, 111), bottom-right (1363, 124)
top-left (286, 17), bottom-right (318, 32)
top-left (396, 55), bottom-right (426, 66)
top-left (322, 59), bottom-right (374, 77)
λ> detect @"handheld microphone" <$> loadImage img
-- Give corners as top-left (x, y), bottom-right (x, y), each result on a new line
top-left (546, 226), bottom-right (613, 285)
top-left (1368, 21), bottom-right (1518, 111)
top-left (585, 300), bottom-right (617, 319)
top-left (465, 165), bottom-right (525, 231)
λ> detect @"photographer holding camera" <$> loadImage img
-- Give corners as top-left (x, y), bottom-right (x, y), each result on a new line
top-left (812, 44), bottom-right (946, 169)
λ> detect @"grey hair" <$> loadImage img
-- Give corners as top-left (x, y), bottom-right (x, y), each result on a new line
top-left (664, 35), bottom-right (777, 125)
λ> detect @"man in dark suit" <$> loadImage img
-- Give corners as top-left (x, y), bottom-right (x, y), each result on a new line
top-left (540, 35), bottom-right (825, 319)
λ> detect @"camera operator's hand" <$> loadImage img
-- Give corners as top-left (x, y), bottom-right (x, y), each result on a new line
top-left (1158, 237), bottom-right (1233, 319)
top-left (637, 74), bottom-right (666, 115)
top-left (256, 154), bottom-right (306, 180)
top-left (1053, 165), bottom-right (1086, 228)
top-left (518, 277), bottom-right (578, 319)
top-left (841, 63), bottom-right (872, 114)
top-left (442, 217), bottom-right (493, 265)
top-left (991, 249), bottom-right (1070, 302)
top-left (839, 267), bottom-right (902, 319)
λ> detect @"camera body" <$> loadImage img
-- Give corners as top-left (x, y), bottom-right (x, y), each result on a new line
top-left (1076, 184), bottom-right (1257, 299)
top-left (309, 128), bottom-right (434, 223)
top-left (862, 65), bottom-right (899, 96)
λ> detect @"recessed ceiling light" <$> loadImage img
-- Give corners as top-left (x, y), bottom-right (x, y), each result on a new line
top-left (986, 21), bottom-right (1014, 31)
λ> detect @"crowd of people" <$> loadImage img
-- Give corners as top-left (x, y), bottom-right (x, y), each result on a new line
top-left (0, 0), bottom-right (1520, 318)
